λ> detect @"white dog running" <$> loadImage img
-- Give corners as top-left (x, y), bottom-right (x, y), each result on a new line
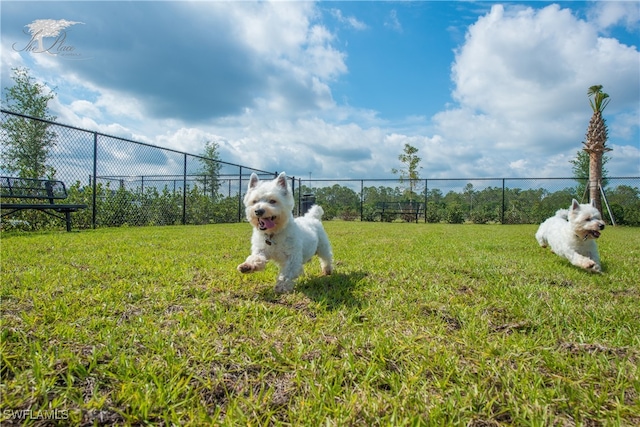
top-left (535, 199), bottom-right (605, 273)
top-left (237, 172), bottom-right (333, 293)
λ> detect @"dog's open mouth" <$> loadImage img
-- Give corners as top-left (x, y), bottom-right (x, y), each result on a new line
top-left (258, 216), bottom-right (276, 230)
top-left (589, 230), bottom-right (601, 239)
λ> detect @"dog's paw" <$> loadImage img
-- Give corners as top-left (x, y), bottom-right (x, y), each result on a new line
top-left (274, 280), bottom-right (294, 294)
top-left (588, 262), bottom-right (602, 274)
top-left (580, 259), bottom-right (602, 273)
top-left (238, 255), bottom-right (267, 273)
top-left (237, 263), bottom-right (255, 273)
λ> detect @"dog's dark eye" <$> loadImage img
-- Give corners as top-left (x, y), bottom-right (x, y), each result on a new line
top-left (269, 200), bottom-right (277, 204)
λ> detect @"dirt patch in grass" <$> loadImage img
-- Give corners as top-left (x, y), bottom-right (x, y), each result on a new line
top-left (193, 361), bottom-right (298, 412)
top-left (420, 306), bottom-right (463, 331)
top-left (558, 341), bottom-right (637, 360)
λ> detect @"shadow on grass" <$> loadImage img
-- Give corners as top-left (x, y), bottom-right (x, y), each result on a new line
top-left (258, 271), bottom-right (367, 310)
top-left (299, 271), bottom-right (367, 310)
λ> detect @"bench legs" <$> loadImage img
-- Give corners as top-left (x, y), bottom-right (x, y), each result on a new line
top-left (64, 210), bottom-right (72, 232)
top-left (378, 211), bottom-right (420, 223)
top-left (1, 207), bottom-right (77, 231)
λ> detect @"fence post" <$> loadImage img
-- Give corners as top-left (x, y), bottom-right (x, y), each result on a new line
top-left (291, 176), bottom-right (297, 216)
top-left (182, 153), bottom-right (187, 225)
top-left (360, 180), bottom-right (364, 222)
top-left (297, 178), bottom-right (301, 216)
top-left (424, 179), bottom-right (428, 223)
top-left (238, 167), bottom-right (243, 223)
top-left (501, 178), bottom-right (505, 224)
top-left (92, 132), bottom-right (98, 229)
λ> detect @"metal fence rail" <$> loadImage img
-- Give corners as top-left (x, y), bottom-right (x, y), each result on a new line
top-left (2, 109), bottom-right (639, 230)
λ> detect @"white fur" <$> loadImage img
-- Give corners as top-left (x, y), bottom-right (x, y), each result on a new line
top-left (535, 199), bottom-right (605, 273)
top-left (237, 172), bottom-right (333, 293)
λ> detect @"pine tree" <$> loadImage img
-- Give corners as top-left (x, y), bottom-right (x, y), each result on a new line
top-left (197, 140), bottom-right (222, 200)
top-left (392, 143), bottom-right (422, 201)
top-left (1, 67), bottom-right (57, 179)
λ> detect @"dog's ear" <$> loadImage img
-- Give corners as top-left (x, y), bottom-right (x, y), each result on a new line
top-left (276, 172), bottom-right (288, 191)
top-left (248, 173), bottom-right (259, 189)
top-left (571, 199), bottom-right (580, 211)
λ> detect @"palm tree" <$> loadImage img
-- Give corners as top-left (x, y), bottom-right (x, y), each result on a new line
top-left (583, 85), bottom-right (612, 216)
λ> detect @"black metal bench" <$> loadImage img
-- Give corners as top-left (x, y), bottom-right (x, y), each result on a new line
top-left (1, 176), bottom-right (87, 231)
top-left (376, 201), bottom-right (424, 223)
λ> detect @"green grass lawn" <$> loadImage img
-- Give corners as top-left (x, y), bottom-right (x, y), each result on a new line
top-left (1, 222), bottom-right (639, 426)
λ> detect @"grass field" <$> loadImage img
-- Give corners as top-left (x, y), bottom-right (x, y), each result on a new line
top-left (1, 222), bottom-right (639, 426)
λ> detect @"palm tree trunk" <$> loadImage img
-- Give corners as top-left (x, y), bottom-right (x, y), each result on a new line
top-left (588, 150), bottom-right (602, 215)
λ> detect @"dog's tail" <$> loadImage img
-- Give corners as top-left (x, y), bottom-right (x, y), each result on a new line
top-left (555, 208), bottom-right (569, 220)
top-left (304, 204), bottom-right (324, 220)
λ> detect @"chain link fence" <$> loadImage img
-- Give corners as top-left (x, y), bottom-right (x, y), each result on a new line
top-left (1, 109), bottom-right (276, 230)
top-left (2, 109), bottom-right (639, 231)
top-left (292, 176), bottom-right (640, 225)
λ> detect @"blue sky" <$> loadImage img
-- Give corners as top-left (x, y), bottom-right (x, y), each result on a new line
top-left (1, 1), bottom-right (639, 180)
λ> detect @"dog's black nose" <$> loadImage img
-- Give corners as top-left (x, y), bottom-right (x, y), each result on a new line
top-left (255, 208), bottom-right (265, 217)
top-left (599, 223), bottom-right (605, 230)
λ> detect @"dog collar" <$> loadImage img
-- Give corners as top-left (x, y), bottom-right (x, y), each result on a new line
top-left (265, 233), bottom-right (275, 245)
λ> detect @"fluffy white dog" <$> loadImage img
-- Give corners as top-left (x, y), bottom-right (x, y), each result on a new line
top-left (237, 172), bottom-right (333, 293)
top-left (535, 199), bottom-right (605, 273)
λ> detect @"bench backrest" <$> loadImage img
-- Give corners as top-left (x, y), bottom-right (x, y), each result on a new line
top-left (377, 201), bottom-right (424, 211)
top-left (0, 176), bottom-right (68, 204)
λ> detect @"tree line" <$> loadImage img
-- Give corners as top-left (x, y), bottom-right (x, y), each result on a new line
top-left (300, 181), bottom-right (640, 226)
top-left (3, 177), bottom-right (638, 231)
